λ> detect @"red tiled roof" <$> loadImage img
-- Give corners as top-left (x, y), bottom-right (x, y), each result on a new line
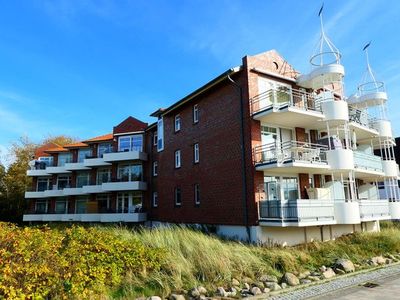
top-left (44, 146), bottom-right (69, 153)
top-left (63, 142), bottom-right (89, 149)
top-left (83, 133), bottom-right (113, 143)
top-left (34, 142), bottom-right (60, 158)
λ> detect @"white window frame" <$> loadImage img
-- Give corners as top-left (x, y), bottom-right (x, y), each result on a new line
top-left (193, 104), bottom-right (199, 123)
top-left (157, 118), bottom-right (164, 152)
top-left (153, 161), bottom-right (158, 176)
top-left (174, 115), bottom-right (181, 132)
top-left (118, 134), bottom-right (143, 152)
top-left (194, 184), bottom-right (200, 205)
top-left (35, 200), bottom-right (48, 213)
top-left (194, 143), bottom-right (199, 163)
top-left (153, 132), bottom-right (158, 146)
top-left (37, 177), bottom-right (50, 191)
top-left (153, 192), bottom-right (158, 207)
top-left (175, 150), bottom-right (181, 168)
top-left (175, 187), bottom-right (182, 206)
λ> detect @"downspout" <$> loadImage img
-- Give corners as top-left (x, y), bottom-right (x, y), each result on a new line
top-left (227, 74), bottom-right (251, 243)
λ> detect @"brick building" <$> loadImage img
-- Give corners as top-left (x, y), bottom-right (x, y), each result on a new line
top-left (24, 28), bottom-right (400, 245)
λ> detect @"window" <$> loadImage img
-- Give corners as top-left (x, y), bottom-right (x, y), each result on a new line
top-left (97, 194), bottom-right (110, 213)
top-left (193, 104), bottom-right (199, 123)
top-left (194, 143), bottom-right (199, 163)
top-left (57, 175), bottom-right (71, 189)
top-left (153, 161), bottom-right (158, 176)
top-left (75, 197), bottom-right (88, 213)
top-left (153, 132), bottom-right (158, 146)
top-left (35, 201), bottom-right (48, 214)
top-left (153, 192), bottom-right (158, 207)
top-left (78, 149), bottom-right (92, 162)
top-left (37, 178), bottom-right (50, 191)
top-left (76, 172), bottom-right (90, 188)
top-left (118, 164), bottom-right (143, 181)
top-left (175, 150), bottom-right (181, 168)
top-left (175, 187), bottom-right (182, 206)
top-left (117, 192), bottom-right (142, 213)
top-left (98, 143), bottom-right (112, 157)
top-left (157, 118), bottom-right (164, 152)
top-left (38, 156), bottom-right (53, 167)
top-left (55, 200), bottom-right (68, 214)
top-left (118, 134), bottom-right (143, 152)
top-left (174, 115), bottom-right (181, 132)
top-left (194, 184), bottom-right (200, 205)
top-left (58, 153), bottom-right (72, 166)
top-left (97, 168), bottom-right (111, 184)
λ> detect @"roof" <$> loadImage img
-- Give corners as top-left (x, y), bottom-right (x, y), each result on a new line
top-left (83, 133), bottom-right (113, 143)
top-left (151, 67), bottom-right (241, 118)
top-left (44, 146), bottom-right (69, 153)
top-left (63, 142), bottom-right (89, 149)
top-left (34, 142), bottom-right (60, 158)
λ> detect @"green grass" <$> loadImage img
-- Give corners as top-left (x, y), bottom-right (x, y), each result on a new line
top-left (2, 221), bottom-right (400, 299)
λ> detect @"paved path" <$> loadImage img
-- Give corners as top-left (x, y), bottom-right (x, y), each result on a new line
top-left (269, 263), bottom-right (400, 300)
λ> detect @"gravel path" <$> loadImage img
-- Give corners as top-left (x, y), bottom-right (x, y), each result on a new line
top-left (269, 263), bottom-right (400, 300)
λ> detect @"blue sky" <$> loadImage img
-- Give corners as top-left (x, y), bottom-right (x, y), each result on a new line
top-left (1, 0), bottom-right (400, 163)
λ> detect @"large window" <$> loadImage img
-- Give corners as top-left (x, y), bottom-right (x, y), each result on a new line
top-left (35, 201), bottom-right (48, 213)
top-left (78, 149), bottom-right (92, 163)
top-left (37, 178), bottom-right (50, 191)
top-left (157, 118), bottom-right (164, 152)
top-left (175, 115), bottom-right (181, 132)
top-left (57, 175), bottom-right (71, 189)
top-left (76, 172), bottom-right (90, 188)
top-left (281, 177), bottom-right (299, 200)
top-left (58, 153), bottom-right (72, 166)
top-left (175, 187), bottom-right (182, 206)
top-left (97, 194), bottom-right (110, 213)
top-left (118, 134), bottom-right (143, 152)
top-left (118, 164), bottom-right (143, 182)
top-left (193, 104), bottom-right (199, 123)
top-left (117, 192), bottom-right (142, 213)
top-left (264, 176), bottom-right (299, 201)
top-left (97, 168), bottom-right (111, 184)
top-left (194, 143), bottom-right (199, 163)
top-left (98, 143), bottom-right (113, 157)
top-left (55, 200), bottom-right (68, 214)
top-left (175, 150), bottom-right (181, 168)
top-left (38, 156), bottom-right (53, 167)
top-left (75, 197), bottom-right (88, 214)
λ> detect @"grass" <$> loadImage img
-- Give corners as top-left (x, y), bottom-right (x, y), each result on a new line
top-left (2, 221), bottom-right (400, 299)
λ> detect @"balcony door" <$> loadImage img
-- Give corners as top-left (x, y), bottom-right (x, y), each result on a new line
top-left (117, 192), bottom-right (142, 213)
top-left (258, 78), bottom-right (292, 109)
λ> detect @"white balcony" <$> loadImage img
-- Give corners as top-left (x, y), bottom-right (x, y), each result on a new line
top-left (250, 87), bottom-right (324, 128)
top-left (321, 100), bottom-right (349, 122)
top-left (359, 200), bottom-right (391, 221)
top-left (62, 187), bottom-right (87, 196)
top-left (44, 189), bottom-right (64, 197)
top-left (102, 181), bottom-right (147, 192)
top-left (254, 141), bottom-right (329, 173)
top-left (83, 157), bottom-right (111, 167)
top-left (348, 107), bottom-right (379, 140)
top-left (382, 160), bottom-right (399, 178)
top-left (326, 149), bottom-right (354, 170)
top-left (64, 162), bottom-right (91, 171)
top-left (297, 63), bottom-right (345, 89)
top-left (23, 213), bottom-right (147, 223)
top-left (82, 184), bottom-right (105, 194)
top-left (334, 201), bottom-right (361, 224)
top-left (27, 169), bottom-right (50, 176)
top-left (372, 119), bottom-right (393, 138)
top-left (25, 191), bottom-right (46, 198)
top-left (103, 151), bottom-right (148, 162)
top-left (46, 166), bottom-right (71, 174)
top-left (259, 199), bottom-right (336, 227)
top-left (353, 151), bottom-right (384, 178)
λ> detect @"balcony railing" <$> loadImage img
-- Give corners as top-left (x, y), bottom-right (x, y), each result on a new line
top-left (253, 141), bottom-right (328, 165)
top-left (250, 87), bottom-right (323, 115)
top-left (259, 199), bottom-right (335, 223)
top-left (353, 151), bottom-right (383, 173)
top-left (348, 106), bottom-right (376, 130)
top-left (359, 199), bottom-right (390, 220)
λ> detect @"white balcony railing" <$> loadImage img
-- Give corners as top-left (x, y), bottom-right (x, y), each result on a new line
top-left (353, 151), bottom-right (383, 173)
top-left (254, 141), bottom-right (328, 165)
top-left (359, 200), bottom-right (390, 221)
top-left (259, 199), bottom-right (335, 224)
top-left (348, 106), bottom-right (377, 130)
top-left (250, 87), bottom-right (323, 115)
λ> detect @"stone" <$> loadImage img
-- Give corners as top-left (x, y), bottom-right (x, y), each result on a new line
top-left (240, 289), bottom-right (252, 297)
top-left (281, 283), bottom-right (288, 289)
top-left (232, 278), bottom-right (240, 287)
top-left (264, 282), bottom-right (282, 291)
top-left (253, 281), bottom-right (264, 289)
top-left (300, 279), bottom-right (312, 285)
top-left (310, 271), bottom-right (321, 277)
top-left (335, 269), bottom-right (346, 275)
top-left (321, 268), bottom-right (336, 279)
top-left (319, 266), bottom-right (327, 272)
top-left (226, 287), bottom-right (237, 296)
top-left (216, 287), bottom-right (227, 297)
top-left (242, 277), bottom-right (253, 283)
top-left (334, 259), bottom-right (355, 273)
top-left (371, 256), bottom-right (386, 265)
top-left (259, 274), bottom-right (278, 283)
top-left (386, 258), bottom-right (393, 264)
top-left (197, 286), bottom-right (207, 295)
top-left (199, 296), bottom-right (207, 300)
top-left (243, 282), bottom-right (250, 290)
top-left (189, 288), bottom-right (200, 298)
top-left (250, 287), bottom-right (262, 296)
top-left (298, 271), bottom-right (311, 279)
top-left (281, 272), bottom-right (300, 286)
top-left (262, 288), bottom-right (270, 294)
top-left (307, 275), bottom-right (320, 282)
top-left (170, 294), bottom-right (185, 300)
top-left (148, 297), bottom-right (162, 300)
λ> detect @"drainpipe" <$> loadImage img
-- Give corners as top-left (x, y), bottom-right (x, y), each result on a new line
top-left (227, 74), bottom-right (251, 243)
